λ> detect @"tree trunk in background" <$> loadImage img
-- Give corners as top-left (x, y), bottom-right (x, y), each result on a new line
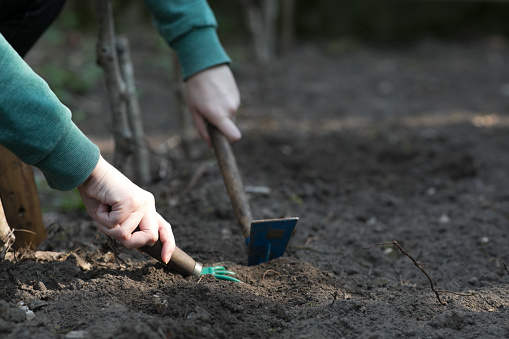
top-left (172, 52), bottom-right (194, 159)
top-left (116, 36), bottom-right (151, 185)
top-left (240, 0), bottom-right (279, 70)
top-left (94, 0), bottom-right (132, 173)
top-left (0, 146), bottom-right (46, 249)
top-left (280, 0), bottom-right (295, 55)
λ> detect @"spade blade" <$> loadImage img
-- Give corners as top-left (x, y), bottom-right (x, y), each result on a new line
top-left (247, 217), bottom-right (298, 266)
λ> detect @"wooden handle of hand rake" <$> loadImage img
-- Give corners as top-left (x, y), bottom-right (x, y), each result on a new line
top-left (135, 227), bottom-right (200, 276)
top-left (207, 124), bottom-right (253, 239)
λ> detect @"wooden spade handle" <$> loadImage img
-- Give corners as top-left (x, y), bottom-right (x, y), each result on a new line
top-left (207, 124), bottom-right (253, 239)
top-left (135, 227), bottom-right (200, 276)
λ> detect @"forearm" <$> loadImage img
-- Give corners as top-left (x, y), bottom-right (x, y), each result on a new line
top-left (0, 34), bottom-right (99, 191)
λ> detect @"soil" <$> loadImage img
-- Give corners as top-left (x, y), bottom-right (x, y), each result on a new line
top-left (2, 35), bottom-right (509, 338)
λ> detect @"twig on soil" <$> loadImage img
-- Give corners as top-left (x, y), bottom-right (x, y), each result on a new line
top-left (106, 236), bottom-right (128, 267)
top-left (262, 269), bottom-right (279, 280)
top-left (365, 241), bottom-right (448, 305)
top-left (183, 161), bottom-right (209, 194)
top-left (503, 262), bottom-right (509, 275)
top-left (436, 290), bottom-right (474, 297)
top-left (288, 245), bottom-right (343, 255)
top-left (85, 234), bottom-right (101, 252)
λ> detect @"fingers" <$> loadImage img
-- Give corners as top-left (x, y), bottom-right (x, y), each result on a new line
top-left (191, 111), bottom-right (242, 146)
top-left (156, 213), bottom-right (175, 264)
top-left (186, 64), bottom-right (242, 144)
top-left (97, 212), bottom-right (175, 265)
top-left (215, 117), bottom-right (242, 143)
top-left (192, 113), bottom-right (211, 146)
top-left (121, 207), bottom-right (159, 248)
top-left (96, 204), bottom-right (158, 247)
top-left (78, 155), bottom-right (176, 263)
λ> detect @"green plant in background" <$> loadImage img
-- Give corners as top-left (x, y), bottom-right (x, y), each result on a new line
top-left (289, 194), bottom-right (304, 205)
top-left (35, 176), bottom-right (85, 213)
top-left (30, 5), bottom-right (102, 111)
top-left (38, 61), bottom-right (101, 102)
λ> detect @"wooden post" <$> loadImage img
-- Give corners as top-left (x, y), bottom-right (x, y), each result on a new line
top-left (0, 197), bottom-right (15, 258)
top-left (0, 146), bottom-right (46, 249)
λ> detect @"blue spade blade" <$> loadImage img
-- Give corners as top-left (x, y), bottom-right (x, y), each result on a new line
top-left (247, 217), bottom-right (298, 266)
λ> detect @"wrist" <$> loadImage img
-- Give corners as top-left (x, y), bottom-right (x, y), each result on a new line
top-left (78, 156), bottom-right (108, 191)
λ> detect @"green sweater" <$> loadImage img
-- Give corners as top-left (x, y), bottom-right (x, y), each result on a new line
top-left (0, 0), bottom-right (230, 191)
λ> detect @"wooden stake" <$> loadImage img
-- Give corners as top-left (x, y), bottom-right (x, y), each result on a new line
top-left (0, 146), bottom-right (46, 249)
top-left (116, 36), bottom-right (151, 185)
top-left (94, 0), bottom-right (132, 172)
top-left (0, 197), bottom-right (15, 256)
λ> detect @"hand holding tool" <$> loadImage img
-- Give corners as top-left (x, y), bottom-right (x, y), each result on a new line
top-left (134, 227), bottom-right (241, 283)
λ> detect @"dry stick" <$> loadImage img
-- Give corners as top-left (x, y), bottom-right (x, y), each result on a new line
top-left (183, 161), bottom-right (209, 194)
top-left (365, 241), bottom-right (448, 305)
top-left (262, 269), bottom-right (279, 280)
top-left (84, 234), bottom-right (100, 252)
top-left (288, 245), bottom-right (343, 255)
top-left (116, 36), bottom-right (151, 185)
top-left (94, 0), bottom-right (132, 172)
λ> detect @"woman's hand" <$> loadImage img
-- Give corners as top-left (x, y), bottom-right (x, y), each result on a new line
top-left (77, 156), bottom-right (175, 264)
top-left (186, 64), bottom-right (241, 145)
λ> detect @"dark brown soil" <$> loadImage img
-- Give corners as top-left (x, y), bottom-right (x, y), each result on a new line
top-left (2, 36), bottom-right (509, 338)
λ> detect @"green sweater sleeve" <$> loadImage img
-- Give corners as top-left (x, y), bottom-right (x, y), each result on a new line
top-left (142, 0), bottom-right (231, 80)
top-left (0, 34), bottom-right (100, 191)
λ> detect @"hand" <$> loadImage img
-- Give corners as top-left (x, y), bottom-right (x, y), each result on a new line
top-left (77, 156), bottom-right (175, 264)
top-left (186, 64), bottom-right (241, 145)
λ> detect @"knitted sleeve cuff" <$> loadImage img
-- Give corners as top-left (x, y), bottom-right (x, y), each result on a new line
top-left (172, 26), bottom-right (231, 80)
top-left (34, 123), bottom-right (100, 191)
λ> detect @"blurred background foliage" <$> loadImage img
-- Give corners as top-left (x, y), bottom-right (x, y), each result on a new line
top-left (52, 0), bottom-right (509, 43)
top-left (35, 0), bottom-right (509, 105)
top-left (286, 0), bottom-right (509, 42)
